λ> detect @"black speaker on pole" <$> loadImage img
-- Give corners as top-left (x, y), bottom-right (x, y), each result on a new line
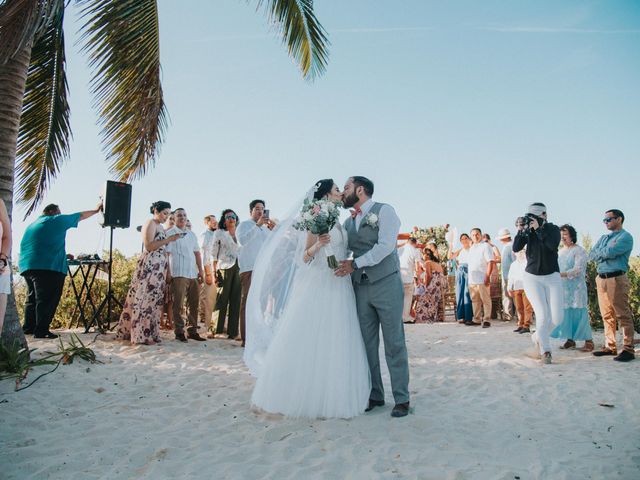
top-left (102, 180), bottom-right (132, 228)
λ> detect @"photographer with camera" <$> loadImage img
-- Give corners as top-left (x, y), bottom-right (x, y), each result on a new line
top-left (512, 203), bottom-right (562, 364)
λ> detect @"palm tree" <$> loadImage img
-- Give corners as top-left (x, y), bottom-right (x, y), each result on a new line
top-left (0, 0), bottom-right (328, 347)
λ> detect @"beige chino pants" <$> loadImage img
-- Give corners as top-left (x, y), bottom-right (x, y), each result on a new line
top-left (596, 274), bottom-right (635, 353)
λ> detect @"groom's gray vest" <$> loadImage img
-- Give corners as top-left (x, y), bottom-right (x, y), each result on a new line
top-left (345, 202), bottom-right (400, 284)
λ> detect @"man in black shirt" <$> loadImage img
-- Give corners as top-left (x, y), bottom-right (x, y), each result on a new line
top-left (513, 203), bottom-right (562, 364)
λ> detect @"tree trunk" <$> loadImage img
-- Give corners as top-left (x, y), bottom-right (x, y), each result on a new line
top-left (0, 41), bottom-right (32, 349)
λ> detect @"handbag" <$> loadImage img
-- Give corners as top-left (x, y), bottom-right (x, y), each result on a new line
top-left (415, 284), bottom-right (426, 296)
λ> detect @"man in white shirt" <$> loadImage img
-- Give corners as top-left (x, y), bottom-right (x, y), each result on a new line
top-left (497, 228), bottom-right (515, 321)
top-left (466, 227), bottom-right (495, 328)
top-left (199, 214), bottom-right (218, 338)
top-left (237, 200), bottom-right (274, 347)
top-left (166, 208), bottom-right (205, 342)
top-left (398, 237), bottom-right (421, 323)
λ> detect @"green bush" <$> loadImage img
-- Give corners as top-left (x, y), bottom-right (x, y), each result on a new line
top-left (13, 250), bottom-right (139, 330)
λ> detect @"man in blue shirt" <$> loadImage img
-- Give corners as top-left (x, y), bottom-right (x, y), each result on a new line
top-left (19, 202), bottom-right (102, 338)
top-left (589, 209), bottom-right (635, 362)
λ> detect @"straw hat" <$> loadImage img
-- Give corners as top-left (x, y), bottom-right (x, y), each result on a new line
top-left (497, 228), bottom-right (511, 240)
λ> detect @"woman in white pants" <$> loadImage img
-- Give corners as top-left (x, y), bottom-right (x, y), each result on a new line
top-left (512, 203), bottom-right (563, 364)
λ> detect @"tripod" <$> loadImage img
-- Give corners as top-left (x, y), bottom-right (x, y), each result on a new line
top-left (94, 226), bottom-right (123, 332)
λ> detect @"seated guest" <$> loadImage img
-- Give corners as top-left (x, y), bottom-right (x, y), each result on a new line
top-left (212, 209), bottom-right (241, 340)
top-left (414, 248), bottom-right (447, 323)
top-left (551, 225), bottom-right (594, 351)
top-left (116, 201), bottom-right (180, 345)
top-left (166, 208), bottom-right (206, 342)
top-left (449, 233), bottom-right (473, 323)
top-left (508, 249), bottom-right (533, 333)
top-left (19, 201), bottom-right (102, 339)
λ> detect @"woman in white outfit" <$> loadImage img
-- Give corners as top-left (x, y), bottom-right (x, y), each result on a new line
top-left (512, 203), bottom-right (563, 364)
top-left (245, 179), bottom-right (370, 419)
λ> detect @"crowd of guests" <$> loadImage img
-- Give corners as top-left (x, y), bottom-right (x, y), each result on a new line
top-left (12, 197), bottom-right (636, 365)
top-left (398, 203), bottom-right (635, 364)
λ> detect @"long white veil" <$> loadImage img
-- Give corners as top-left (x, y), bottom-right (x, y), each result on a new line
top-left (243, 187), bottom-right (315, 377)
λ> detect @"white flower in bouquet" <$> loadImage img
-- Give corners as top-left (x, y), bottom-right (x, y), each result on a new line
top-left (292, 197), bottom-right (342, 268)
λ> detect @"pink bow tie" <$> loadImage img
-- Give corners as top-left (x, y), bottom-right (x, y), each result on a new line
top-left (350, 207), bottom-right (362, 219)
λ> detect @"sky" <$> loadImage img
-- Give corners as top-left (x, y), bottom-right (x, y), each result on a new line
top-left (10, 0), bottom-right (640, 258)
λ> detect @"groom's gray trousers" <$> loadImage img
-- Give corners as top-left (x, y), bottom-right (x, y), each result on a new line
top-left (354, 271), bottom-right (410, 405)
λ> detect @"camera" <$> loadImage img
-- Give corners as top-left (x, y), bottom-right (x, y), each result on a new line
top-left (516, 213), bottom-right (543, 232)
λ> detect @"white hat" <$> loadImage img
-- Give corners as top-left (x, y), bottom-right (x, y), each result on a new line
top-left (497, 228), bottom-right (511, 240)
top-left (527, 203), bottom-right (547, 216)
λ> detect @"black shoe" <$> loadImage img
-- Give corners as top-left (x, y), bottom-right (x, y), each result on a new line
top-left (464, 321), bottom-right (481, 326)
top-left (513, 327), bottom-right (523, 333)
top-left (175, 333), bottom-right (188, 343)
top-left (613, 350), bottom-right (635, 362)
top-left (187, 332), bottom-right (206, 341)
top-left (365, 399), bottom-right (385, 412)
top-left (23, 328), bottom-right (35, 335)
top-left (593, 349), bottom-right (617, 357)
top-left (518, 328), bottom-right (530, 334)
top-left (391, 402), bottom-right (410, 418)
top-left (34, 331), bottom-right (58, 339)
top-left (482, 322), bottom-right (491, 328)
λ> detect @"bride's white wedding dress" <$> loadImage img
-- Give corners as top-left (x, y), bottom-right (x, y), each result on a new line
top-left (250, 224), bottom-right (371, 419)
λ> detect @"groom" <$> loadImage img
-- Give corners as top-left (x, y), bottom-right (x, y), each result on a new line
top-left (335, 176), bottom-right (410, 418)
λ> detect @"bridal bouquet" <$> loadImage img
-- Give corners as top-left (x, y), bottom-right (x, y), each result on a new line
top-left (293, 198), bottom-right (342, 269)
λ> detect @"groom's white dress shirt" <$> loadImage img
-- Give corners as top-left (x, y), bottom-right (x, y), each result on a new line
top-left (353, 198), bottom-right (401, 269)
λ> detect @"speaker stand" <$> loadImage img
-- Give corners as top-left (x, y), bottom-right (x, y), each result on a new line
top-left (94, 226), bottom-right (123, 332)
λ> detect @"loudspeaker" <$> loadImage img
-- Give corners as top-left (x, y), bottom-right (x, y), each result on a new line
top-left (102, 181), bottom-right (132, 228)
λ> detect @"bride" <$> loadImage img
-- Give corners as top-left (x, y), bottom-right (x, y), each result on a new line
top-left (244, 179), bottom-right (371, 419)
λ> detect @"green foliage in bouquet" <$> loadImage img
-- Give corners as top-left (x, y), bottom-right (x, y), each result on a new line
top-left (293, 198), bottom-right (342, 235)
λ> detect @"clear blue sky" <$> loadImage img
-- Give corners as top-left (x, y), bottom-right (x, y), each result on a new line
top-left (11, 0), bottom-right (640, 258)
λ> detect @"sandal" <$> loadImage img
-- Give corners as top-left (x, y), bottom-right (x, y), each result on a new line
top-left (560, 339), bottom-right (576, 349)
top-left (580, 340), bottom-right (594, 352)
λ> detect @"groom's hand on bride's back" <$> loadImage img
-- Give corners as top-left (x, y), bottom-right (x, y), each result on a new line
top-left (335, 260), bottom-right (354, 277)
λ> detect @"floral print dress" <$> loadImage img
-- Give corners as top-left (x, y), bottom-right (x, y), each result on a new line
top-left (414, 263), bottom-right (447, 323)
top-left (116, 229), bottom-right (168, 344)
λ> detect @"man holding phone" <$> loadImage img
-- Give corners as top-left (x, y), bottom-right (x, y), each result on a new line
top-left (166, 208), bottom-right (206, 342)
top-left (237, 199), bottom-right (275, 347)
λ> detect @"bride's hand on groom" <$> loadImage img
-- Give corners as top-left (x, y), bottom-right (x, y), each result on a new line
top-left (335, 260), bottom-right (354, 277)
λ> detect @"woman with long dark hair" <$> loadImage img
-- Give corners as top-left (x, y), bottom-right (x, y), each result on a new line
top-left (212, 209), bottom-right (242, 339)
top-left (116, 201), bottom-right (180, 345)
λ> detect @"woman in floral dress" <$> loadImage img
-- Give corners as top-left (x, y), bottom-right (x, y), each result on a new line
top-left (415, 248), bottom-right (447, 323)
top-left (116, 201), bottom-right (180, 345)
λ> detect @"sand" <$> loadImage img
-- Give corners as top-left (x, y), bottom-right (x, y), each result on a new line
top-left (1, 321), bottom-right (639, 480)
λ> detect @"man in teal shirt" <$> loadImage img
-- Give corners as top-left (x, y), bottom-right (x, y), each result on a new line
top-left (19, 202), bottom-right (102, 338)
top-left (589, 209), bottom-right (635, 362)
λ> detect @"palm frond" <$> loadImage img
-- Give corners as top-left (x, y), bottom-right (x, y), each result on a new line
top-left (257, 0), bottom-right (329, 81)
top-left (78, 0), bottom-right (166, 182)
top-left (0, 0), bottom-right (64, 64)
top-left (14, 4), bottom-right (70, 218)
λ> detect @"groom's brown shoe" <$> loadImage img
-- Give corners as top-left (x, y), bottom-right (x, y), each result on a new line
top-left (391, 402), bottom-right (410, 418)
top-left (365, 399), bottom-right (385, 412)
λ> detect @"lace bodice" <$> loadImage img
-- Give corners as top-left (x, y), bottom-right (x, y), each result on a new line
top-left (559, 245), bottom-right (588, 309)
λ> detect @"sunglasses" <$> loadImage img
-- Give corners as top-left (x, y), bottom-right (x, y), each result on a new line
top-left (602, 217), bottom-right (619, 223)
top-left (225, 214), bottom-right (237, 220)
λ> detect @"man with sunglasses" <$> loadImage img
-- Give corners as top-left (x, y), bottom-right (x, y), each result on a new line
top-left (589, 209), bottom-right (635, 362)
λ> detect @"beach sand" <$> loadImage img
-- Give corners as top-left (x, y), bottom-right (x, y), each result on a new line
top-left (1, 322), bottom-right (639, 479)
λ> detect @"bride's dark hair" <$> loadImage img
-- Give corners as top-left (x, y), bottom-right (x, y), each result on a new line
top-left (313, 179), bottom-right (334, 200)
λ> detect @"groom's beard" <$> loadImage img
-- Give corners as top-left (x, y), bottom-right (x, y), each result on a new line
top-left (343, 192), bottom-right (359, 208)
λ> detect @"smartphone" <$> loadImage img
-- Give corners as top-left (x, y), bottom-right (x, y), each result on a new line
top-left (179, 232), bottom-right (188, 237)
top-left (263, 209), bottom-right (270, 220)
